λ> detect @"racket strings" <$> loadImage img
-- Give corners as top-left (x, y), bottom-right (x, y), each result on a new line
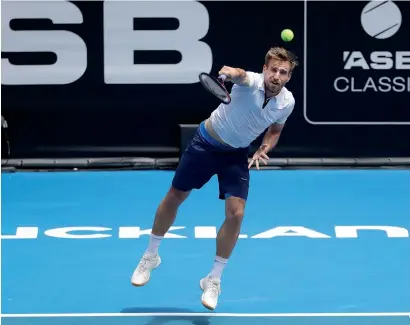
top-left (199, 73), bottom-right (231, 104)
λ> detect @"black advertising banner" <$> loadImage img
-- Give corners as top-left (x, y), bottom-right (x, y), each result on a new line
top-left (305, 0), bottom-right (410, 125)
top-left (1, 1), bottom-right (304, 157)
top-left (1, 1), bottom-right (409, 159)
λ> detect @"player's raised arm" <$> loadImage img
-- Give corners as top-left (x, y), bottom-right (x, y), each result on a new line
top-left (218, 66), bottom-right (252, 87)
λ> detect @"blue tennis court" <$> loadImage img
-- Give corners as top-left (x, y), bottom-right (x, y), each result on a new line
top-left (1, 169), bottom-right (410, 325)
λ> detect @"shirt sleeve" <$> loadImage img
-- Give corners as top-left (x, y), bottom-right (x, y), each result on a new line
top-left (245, 71), bottom-right (261, 89)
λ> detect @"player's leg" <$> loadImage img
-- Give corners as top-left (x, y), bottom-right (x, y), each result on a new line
top-left (131, 125), bottom-right (218, 287)
top-left (200, 149), bottom-right (249, 310)
top-left (200, 196), bottom-right (246, 310)
top-left (216, 196), bottom-right (246, 259)
top-left (149, 186), bottom-right (190, 243)
top-left (150, 122), bottom-right (220, 240)
top-left (148, 134), bottom-right (218, 239)
top-left (140, 185), bottom-right (190, 258)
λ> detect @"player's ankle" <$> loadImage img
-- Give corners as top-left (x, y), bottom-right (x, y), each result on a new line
top-left (209, 256), bottom-right (228, 279)
top-left (145, 233), bottom-right (163, 254)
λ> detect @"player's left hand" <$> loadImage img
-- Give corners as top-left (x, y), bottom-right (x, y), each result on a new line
top-left (248, 144), bottom-right (269, 169)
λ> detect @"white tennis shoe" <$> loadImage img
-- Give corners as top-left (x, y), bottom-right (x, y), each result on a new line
top-left (200, 276), bottom-right (221, 310)
top-left (131, 254), bottom-right (221, 310)
top-left (131, 252), bottom-right (161, 286)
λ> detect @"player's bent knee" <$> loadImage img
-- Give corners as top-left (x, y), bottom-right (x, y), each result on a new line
top-left (166, 186), bottom-right (190, 206)
top-left (225, 197), bottom-right (245, 224)
top-left (226, 208), bottom-right (244, 222)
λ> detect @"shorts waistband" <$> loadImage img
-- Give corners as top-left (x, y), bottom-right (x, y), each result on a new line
top-left (199, 121), bottom-right (232, 149)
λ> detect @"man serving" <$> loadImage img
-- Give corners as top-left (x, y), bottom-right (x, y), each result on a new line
top-left (131, 46), bottom-right (299, 310)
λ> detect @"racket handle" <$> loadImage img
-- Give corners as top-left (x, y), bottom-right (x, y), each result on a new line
top-left (218, 74), bottom-right (227, 82)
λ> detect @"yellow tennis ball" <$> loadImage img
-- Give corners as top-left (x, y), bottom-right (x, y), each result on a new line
top-left (281, 29), bottom-right (294, 42)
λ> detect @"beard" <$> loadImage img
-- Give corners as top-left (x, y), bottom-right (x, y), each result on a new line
top-left (266, 81), bottom-right (281, 94)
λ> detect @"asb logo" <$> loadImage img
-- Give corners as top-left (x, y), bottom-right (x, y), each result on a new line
top-left (1, 1), bottom-right (212, 85)
top-left (338, 1), bottom-right (409, 92)
top-left (361, 0), bottom-right (402, 39)
top-left (304, 0), bottom-right (410, 125)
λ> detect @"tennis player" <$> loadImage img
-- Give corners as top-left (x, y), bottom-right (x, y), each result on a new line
top-left (131, 47), bottom-right (298, 310)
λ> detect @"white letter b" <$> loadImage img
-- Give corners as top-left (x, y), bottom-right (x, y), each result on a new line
top-left (104, 1), bottom-right (212, 84)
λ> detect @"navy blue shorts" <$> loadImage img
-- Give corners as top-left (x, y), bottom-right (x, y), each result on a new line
top-left (172, 122), bottom-right (250, 200)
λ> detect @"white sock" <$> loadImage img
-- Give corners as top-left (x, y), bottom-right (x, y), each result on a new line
top-left (146, 234), bottom-right (163, 255)
top-left (209, 256), bottom-right (228, 280)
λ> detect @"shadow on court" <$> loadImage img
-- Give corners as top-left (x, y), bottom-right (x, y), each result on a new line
top-left (121, 307), bottom-right (211, 325)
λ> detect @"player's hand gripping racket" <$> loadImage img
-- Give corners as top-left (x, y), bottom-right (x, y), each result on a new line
top-left (199, 72), bottom-right (231, 104)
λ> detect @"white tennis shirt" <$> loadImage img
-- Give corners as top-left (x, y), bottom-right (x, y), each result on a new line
top-left (209, 71), bottom-right (295, 148)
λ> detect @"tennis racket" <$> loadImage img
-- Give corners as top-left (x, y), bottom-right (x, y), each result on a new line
top-left (199, 72), bottom-right (231, 104)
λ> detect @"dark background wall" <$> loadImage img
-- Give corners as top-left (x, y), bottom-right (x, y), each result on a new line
top-left (2, 1), bottom-right (409, 159)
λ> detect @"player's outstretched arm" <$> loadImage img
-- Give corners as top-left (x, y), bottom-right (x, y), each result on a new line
top-left (248, 123), bottom-right (285, 169)
top-left (218, 66), bottom-right (252, 86)
top-left (260, 123), bottom-right (285, 152)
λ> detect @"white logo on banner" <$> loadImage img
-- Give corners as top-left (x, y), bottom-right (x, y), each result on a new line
top-left (333, 0), bottom-right (410, 94)
top-left (360, 0), bottom-right (402, 39)
top-left (1, 1), bottom-right (212, 85)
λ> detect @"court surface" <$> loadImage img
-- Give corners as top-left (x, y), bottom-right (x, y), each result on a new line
top-left (1, 169), bottom-right (410, 325)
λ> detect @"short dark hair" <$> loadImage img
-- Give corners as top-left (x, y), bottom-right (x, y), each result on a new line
top-left (265, 47), bottom-right (299, 71)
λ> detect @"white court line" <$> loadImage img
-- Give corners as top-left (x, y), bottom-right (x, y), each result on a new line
top-left (1, 312), bottom-right (410, 318)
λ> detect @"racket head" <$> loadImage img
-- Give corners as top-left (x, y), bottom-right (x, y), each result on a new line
top-left (199, 72), bottom-right (231, 104)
